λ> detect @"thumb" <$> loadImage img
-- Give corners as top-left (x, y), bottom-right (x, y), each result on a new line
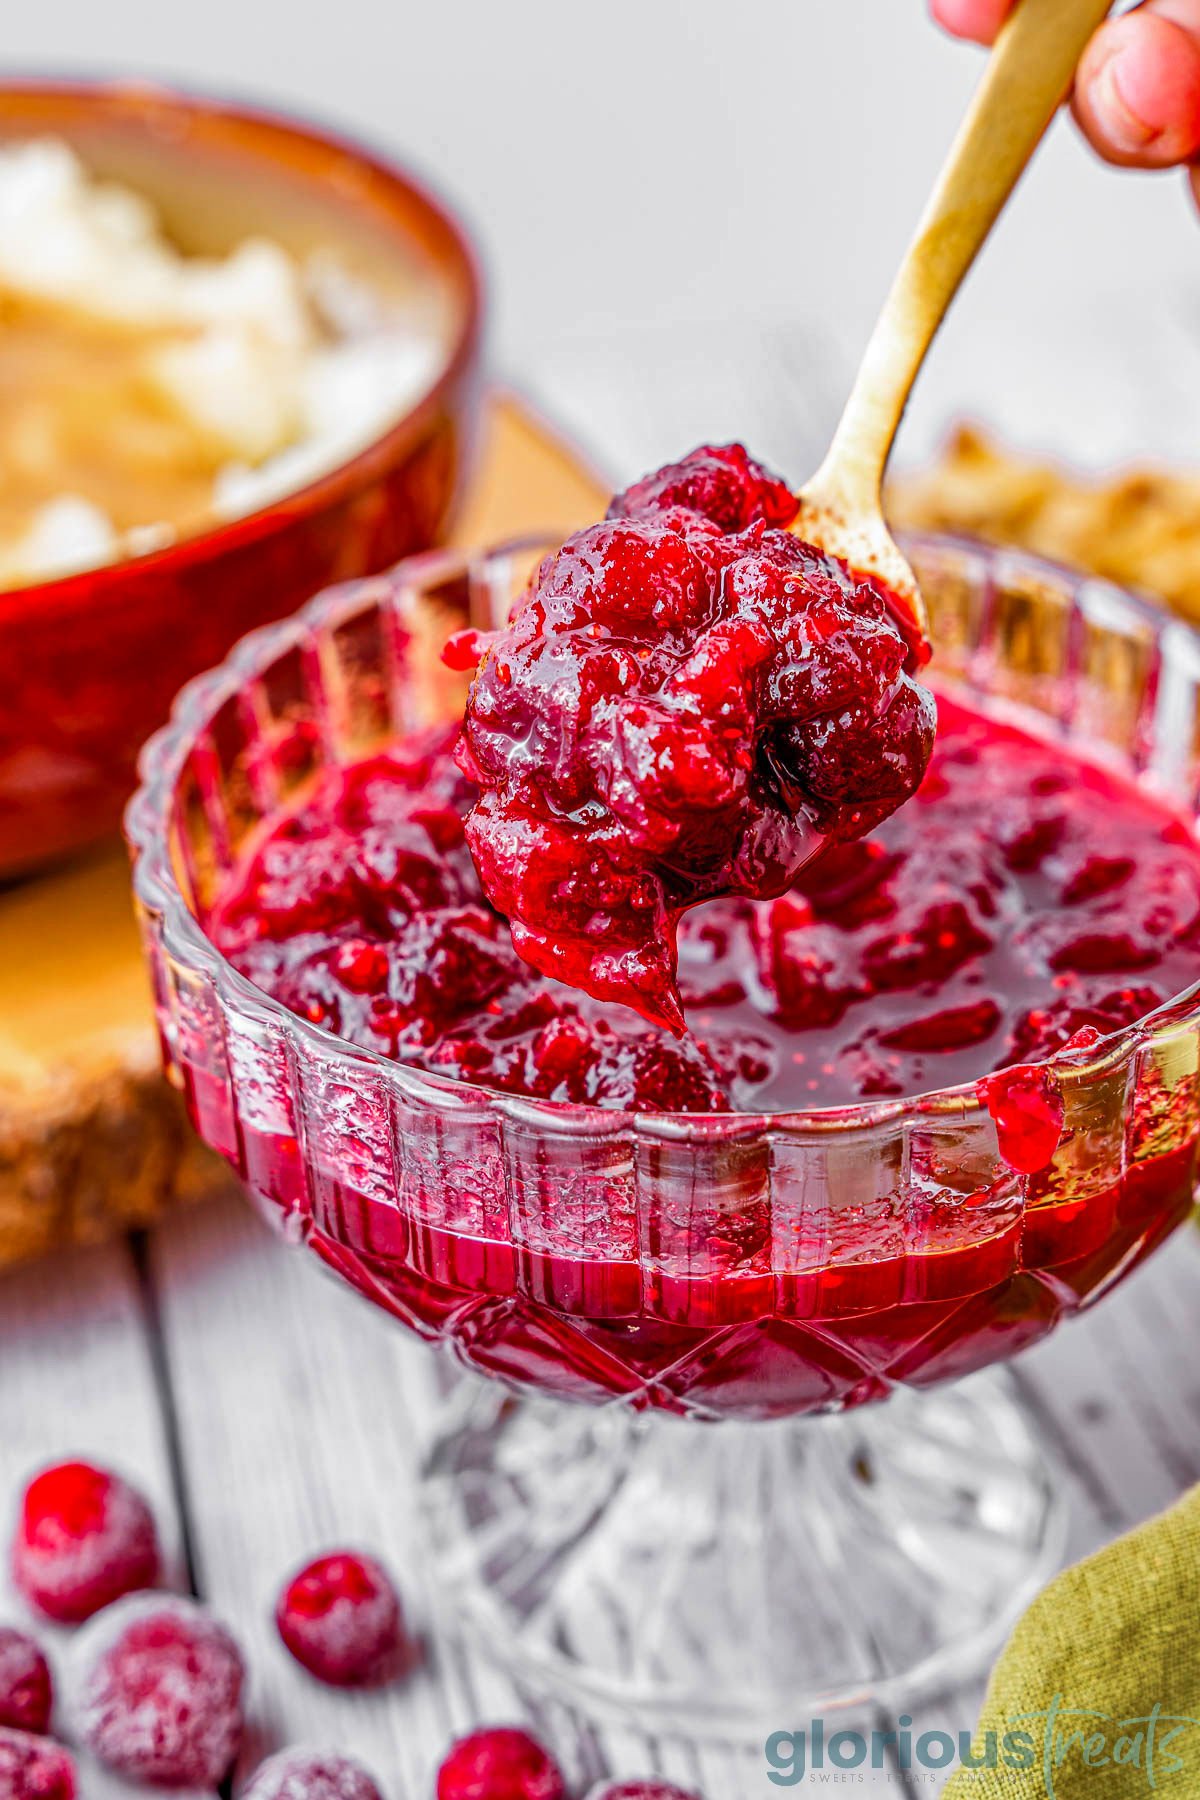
top-left (1073, 0), bottom-right (1200, 167)
top-left (929, 0), bottom-right (1015, 45)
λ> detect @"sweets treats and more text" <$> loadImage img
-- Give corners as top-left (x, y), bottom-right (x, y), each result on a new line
top-left (0, 139), bottom-right (443, 590)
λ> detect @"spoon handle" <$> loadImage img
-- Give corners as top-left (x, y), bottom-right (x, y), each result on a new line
top-left (807, 0), bottom-right (1114, 521)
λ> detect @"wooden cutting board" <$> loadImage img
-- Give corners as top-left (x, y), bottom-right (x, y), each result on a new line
top-left (0, 392), bottom-right (608, 1271)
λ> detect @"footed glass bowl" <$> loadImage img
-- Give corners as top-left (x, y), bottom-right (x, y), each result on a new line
top-left (128, 536), bottom-right (1200, 1738)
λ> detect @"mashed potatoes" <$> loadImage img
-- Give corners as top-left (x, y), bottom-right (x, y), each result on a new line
top-left (0, 139), bottom-right (443, 589)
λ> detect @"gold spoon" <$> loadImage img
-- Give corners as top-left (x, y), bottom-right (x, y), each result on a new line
top-left (793, 0), bottom-right (1114, 637)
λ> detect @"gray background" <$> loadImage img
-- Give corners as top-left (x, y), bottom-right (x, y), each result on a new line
top-left (6, 3), bottom-right (1199, 480)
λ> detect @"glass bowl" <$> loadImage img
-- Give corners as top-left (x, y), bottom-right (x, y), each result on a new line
top-left (127, 534), bottom-right (1200, 1738)
top-left (0, 78), bottom-right (484, 878)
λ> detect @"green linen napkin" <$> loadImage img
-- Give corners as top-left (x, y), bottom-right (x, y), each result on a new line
top-left (943, 1485), bottom-right (1200, 1797)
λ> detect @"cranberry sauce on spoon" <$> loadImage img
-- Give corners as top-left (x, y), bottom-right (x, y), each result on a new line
top-left (453, 446), bottom-right (936, 1032)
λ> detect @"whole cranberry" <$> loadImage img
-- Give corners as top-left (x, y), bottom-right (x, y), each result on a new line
top-left (243, 1748), bottom-right (385, 1798)
top-left (12, 1461), bottom-right (159, 1624)
top-left (275, 1552), bottom-right (407, 1687)
top-left (980, 1064), bottom-right (1065, 1175)
top-left (586, 1785), bottom-right (704, 1800)
top-left (70, 1594), bottom-right (244, 1788)
top-left (0, 1726), bottom-right (75, 1799)
top-left (436, 1727), bottom-right (566, 1800)
top-left (0, 1629), bottom-right (52, 1736)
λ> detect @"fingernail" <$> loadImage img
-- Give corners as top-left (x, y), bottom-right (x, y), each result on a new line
top-left (1090, 49), bottom-right (1161, 152)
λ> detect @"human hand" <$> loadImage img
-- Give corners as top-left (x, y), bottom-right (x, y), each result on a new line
top-left (932, 1), bottom-right (1200, 197)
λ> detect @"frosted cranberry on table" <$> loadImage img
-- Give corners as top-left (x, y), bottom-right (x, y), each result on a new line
top-left (275, 1551), bottom-right (408, 1687)
top-left (69, 1594), bottom-right (244, 1788)
top-left (242, 1748), bottom-right (385, 1799)
top-left (0, 1627), bottom-right (53, 1735)
top-left (11, 1461), bottom-right (159, 1623)
top-left (436, 1726), bottom-right (566, 1800)
top-left (0, 1725), bottom-right (75, 1799)
top-left (585, 1785), bottom-right (703, 1800)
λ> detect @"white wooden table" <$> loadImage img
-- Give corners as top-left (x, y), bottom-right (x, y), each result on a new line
top-left (6, 320), bottom-right (1200, 1798)
top-left (5, 1182), bottom-right (1200, 1800)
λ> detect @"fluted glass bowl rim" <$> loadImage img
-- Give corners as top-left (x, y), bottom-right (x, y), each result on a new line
top-left (125, 531), bottom-right (1200, 1140)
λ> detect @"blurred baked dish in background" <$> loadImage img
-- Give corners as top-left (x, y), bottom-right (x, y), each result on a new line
top-left (890, 424), bottom-right (1200, 623)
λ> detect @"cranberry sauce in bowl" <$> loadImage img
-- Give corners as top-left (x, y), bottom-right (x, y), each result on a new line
top-left (129, 532), bottom-right (1200, 1422)
top-left (211, 695), bottom-right (1200, 1117)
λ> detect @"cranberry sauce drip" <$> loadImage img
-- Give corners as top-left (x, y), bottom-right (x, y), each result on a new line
top-left (212, 695), bottom-right (1200, 1115)
top-left (454, 444), bottom-right (936, 1032)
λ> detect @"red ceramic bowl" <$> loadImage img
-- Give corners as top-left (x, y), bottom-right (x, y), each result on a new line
top-left (0, 79), bottom-right (484, 878)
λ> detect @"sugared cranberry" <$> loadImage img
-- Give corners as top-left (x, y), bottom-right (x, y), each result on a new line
top-left (275, 1552), bottom-right (407, 1688)
top-left (458, 446), bottom-right (934, 1030)
top-left (243, 1748), bottom-right (385, 1799)
top-left (436, 1727), bottom-right (566, 1800)
top-left (586, 1785), bottom-right (703, 1800)
top-left (12, 1462), bottom-right (159, 1624)
top-left (70, 1595), bottom-right (244, 1788)
top-left (0, 1727), bottom-right (74, 1799)
top-left (0, 1630), bottom-right (52, 1735)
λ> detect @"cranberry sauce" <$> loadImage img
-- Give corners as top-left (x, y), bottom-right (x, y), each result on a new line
top-left (454, 445), bottom-right (936, 1033)
top-left (202, 691), bottom-right (1200, 1420)
top-left (213, 696), bottom-right (1200, 1117)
